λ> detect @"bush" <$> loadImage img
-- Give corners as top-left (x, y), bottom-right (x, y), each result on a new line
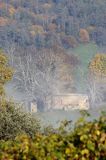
top-left (0, 111), bottom-right (106, 159)
top-left (0, 100), bottom-right (40, 140)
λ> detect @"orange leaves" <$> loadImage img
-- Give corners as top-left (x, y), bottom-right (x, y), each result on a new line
top-left (48, 23), bottom-right (57, 32)
top-left (0, 17), bottom-right (8, 26)
top-left (79, 29), bottom-right (90, 43)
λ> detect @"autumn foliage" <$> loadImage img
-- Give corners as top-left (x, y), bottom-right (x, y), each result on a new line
top-left (79, 29), bottom-right (90, 43)
top-left (0, 113), bottom-right (106, 160)
top-left (89, 54), bottom-right (106, 78)
top-left (0, 0), bottom-right (105, 48)
top-left (0, 51), bottom-right (13, 95)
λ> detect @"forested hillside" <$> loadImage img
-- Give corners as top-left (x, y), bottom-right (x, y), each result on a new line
top-left (0, 0), bottom-right (106, 109)
top-left (0, 0), bottom-right (106, 49)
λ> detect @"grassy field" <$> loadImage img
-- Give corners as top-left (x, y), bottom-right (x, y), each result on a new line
top-left (72, 43), bottom-right (99, 65)
top-left (5, 43), bottom-right (105, 128)
top-left (68, 43), bottom-right (99, 92)
top-left (35, 105), bottom-right (106, 128)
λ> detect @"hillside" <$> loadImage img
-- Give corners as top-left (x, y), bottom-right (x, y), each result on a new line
top-left (0, 0), bottom-right (106, 110)
top-left (0, 1), bottom-right (106, 159)
top-left (0, 0), bottom-right (106, 50)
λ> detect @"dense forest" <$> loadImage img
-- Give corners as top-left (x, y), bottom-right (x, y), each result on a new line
top-left (0, 0), bottom-right (106, 49)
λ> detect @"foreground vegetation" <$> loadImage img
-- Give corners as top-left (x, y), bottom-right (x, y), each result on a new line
top-left (0, 101), bottom-right (40, 140)
top-left (0, 111), bottom-right (106, 160)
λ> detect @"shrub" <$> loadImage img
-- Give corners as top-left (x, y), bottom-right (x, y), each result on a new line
top-left (0, 51), bottom-right (13, 96)
top-left (0, 111), bottom-right (106, 159)
top-left (0, 100), bottom-right (40, 140)
top-left (89, 53), bottom-right (106, 79)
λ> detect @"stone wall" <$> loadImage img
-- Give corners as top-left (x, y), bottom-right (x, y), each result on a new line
top-left (46, 94), bottom-right (89, 110)
top-left (30, 102), bottom-right (37, 113)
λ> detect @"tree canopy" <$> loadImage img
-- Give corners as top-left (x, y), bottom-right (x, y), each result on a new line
top-left (89, 54), bottom-right (106, 78)
top-left (0, 50), bottom-right (13, 96)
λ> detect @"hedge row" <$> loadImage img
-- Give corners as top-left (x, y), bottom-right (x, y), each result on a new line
top-left (0, 113), bottom-right (106, 160)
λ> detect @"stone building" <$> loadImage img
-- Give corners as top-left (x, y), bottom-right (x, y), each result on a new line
top-left (46, 94), bottom-right (90, 110)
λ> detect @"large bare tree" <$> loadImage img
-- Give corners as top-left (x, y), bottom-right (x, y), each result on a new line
top-left (13, 48), bottom-right (74, 109)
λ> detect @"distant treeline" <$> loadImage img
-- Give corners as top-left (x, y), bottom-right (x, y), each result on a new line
top-left (0, 0), bottom-right (106, 49)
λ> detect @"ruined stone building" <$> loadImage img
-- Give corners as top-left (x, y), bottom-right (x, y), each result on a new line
top-left (46, 94), bottom-right (90, 111)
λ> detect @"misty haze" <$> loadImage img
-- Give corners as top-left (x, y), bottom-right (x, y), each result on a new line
top-left (0, 0), bottom-right (106, 159)
top-left (1, 0), bottom-right (105, 125)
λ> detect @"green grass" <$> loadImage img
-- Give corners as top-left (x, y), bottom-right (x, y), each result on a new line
top-left (72, 42), bottom-right (99, 66)
top-left (68, 42), bottom-right (99, 92)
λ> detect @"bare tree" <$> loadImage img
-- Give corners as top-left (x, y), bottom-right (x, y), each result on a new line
top-left (3, 40), bottom-right (16, 67)
top-left (13, 48), bottom-right (73, 109)
top-left (86, 74), bottom-right (104, 107)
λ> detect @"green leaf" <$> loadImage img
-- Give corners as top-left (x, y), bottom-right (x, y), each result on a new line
top-left (87, 141), bottom-right (95, 151)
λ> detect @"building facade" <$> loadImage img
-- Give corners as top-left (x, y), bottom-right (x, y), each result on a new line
top-left (46, 94), bottom-right (90, 110)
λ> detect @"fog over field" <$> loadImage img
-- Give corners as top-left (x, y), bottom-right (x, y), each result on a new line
top-left (0, 0), bottom-right (105, 126)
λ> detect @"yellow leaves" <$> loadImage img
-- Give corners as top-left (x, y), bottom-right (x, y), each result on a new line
top-left (96, 130), bottom-right (100, 136)
top-left (89, 53), bottom-right (106, 78)
top-left (0, 66), bottom-right (13, 83)
top-left (8, 6), bottom-right (16, 16)
top-left (100, 133), bottom-right (106, 142)
top-left (0, 53), bottom-right (7, 65)
top-left (30, 25), bottom-right (44, 36)
top-left (0, 113), bottom-right (106, 159)
top-left (0, 84), bottom-right (4, 95)
top-left (80, 135), bottom-right (88, 142)
top-left (0, 96), bottom-right (9, 107)
top-left (0, 52), bottom-right (13, 96)
top-left (81, 149), bottom-right (89, 155)
top-left (0, 2), bottom-right (15, 17)
top-left (81, 157), bottom-right (87, 160)
top-left (65, 148), bottom-right (71, 154)
top-left (74, 154), bottom-right (79, 159)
